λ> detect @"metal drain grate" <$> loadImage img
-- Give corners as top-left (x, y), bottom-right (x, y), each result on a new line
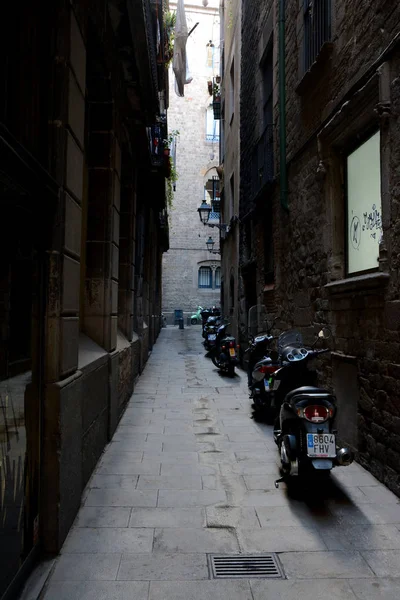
top-left (208, 554), bottom-right (284, 579)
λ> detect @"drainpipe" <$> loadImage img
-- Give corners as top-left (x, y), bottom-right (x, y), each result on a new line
top-left (279, 0), bottom-right (288, 211)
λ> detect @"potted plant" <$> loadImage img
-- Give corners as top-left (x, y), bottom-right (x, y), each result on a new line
top-left (212, 81), bottom-right (221, 100)
top-left (163, 11), bottom-right (176, 67)
top-left (163, 129), bottom-right (180, 154)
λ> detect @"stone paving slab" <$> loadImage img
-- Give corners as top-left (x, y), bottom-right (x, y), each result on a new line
top-left (148, 581), bottom-right (253, 600)
top-left (361, 549), bottom-right (400, 577)
top-left (157, 489), bottom-right (227, 507)
top-left (32, 327), bottom-right (400, 600)
top-left (237, 526), bottom-right (327, 552)
top-left (95, 462), bottom-right (161, 476)
top-left (250, 579), bottom-right (358, 600)
top-left (84, 489), bottom-right (158, 507)
top-left (205, 506), bottom-right (260, 529)
top-left (51, 554), bottom-right (121, 581)
top-left (153, 527), bottom-right (239, 553)
top-left (348, 578), bottom-right (400, 598)
top-left (74, 507), bottom-right (131, 528)
top-left (42, 582), bottom-right (149, 600)
top-left (61, 528), bottom-right (154, 554)
top-left (128, 508), bottom-right (205, 528)
top-left (117, 553), bottom-right (209, 580)
top-left (136, 475), bottom-right (202, 489)
top-left (279, 550), bottom-right (375, 579)
top-left (320, 524), bottom-right (400, 550)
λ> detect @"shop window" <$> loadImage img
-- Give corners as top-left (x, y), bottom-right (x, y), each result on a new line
top-left (198, 266), bottom-right (212, 288)
top-left (346, 130), bottom-right (382, 275)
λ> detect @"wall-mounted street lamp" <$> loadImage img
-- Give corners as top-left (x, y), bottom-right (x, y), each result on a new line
top-left (197, 200), bottom-right (227, 231)
top-left (206, 236), bottom-right (220, 255)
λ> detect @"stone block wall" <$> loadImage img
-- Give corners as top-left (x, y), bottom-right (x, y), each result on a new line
top-left (39, 0), bottom-right (167, 553)
top-left (240, 0), bottom-right (400, 495)
top-left (162, 1), bottom-right (222, 316)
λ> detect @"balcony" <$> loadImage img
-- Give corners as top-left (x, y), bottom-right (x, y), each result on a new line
top-left (149, 122), bottom-right (167, 168)
top-left (251, 124), bottom-right (274, 200)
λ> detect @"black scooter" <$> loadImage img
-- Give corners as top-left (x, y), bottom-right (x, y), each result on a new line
top-left (272, 329), bottom-right (354, 487)
top-left (210, 322), bottom-right (239, 377)
top-left (203, 315), bottom-right (221, 351)
top-left (250, 352), bottom-right (280, 420)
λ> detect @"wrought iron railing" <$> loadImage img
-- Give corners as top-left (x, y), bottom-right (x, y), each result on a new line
top-left (304, 0), bottom-right (331, 72)
top-left (251, 124), bottom-right (274, 200)
top-left (149, 122), bottom-right (167, 167)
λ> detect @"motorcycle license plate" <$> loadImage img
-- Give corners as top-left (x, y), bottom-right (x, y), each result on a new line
top-left (208, 334), bottom-right (217, 340)
top-left (306, 434), bottom-right (336, 458)
top-left (229, 348), bottom-right (236, 357)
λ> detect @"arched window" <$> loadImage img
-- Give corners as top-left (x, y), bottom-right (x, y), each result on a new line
top-left (198, 266), bottom-right (212, 288)
top-left (215, 267), bottom-right (221, 288)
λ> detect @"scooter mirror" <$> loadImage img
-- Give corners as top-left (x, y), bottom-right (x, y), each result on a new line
top-left (317, 327), bottom-right (332, 340)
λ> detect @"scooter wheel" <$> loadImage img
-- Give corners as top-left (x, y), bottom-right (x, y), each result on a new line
top-left (211, 352), bottom-right (222, 369)
top-left (227, 365), bottom-right (235, 377)
top-left (191, 318), bottom-right (197, 324)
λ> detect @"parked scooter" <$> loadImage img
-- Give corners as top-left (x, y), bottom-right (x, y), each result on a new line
top-left (250, 353), bottom-right (280, 420)
top-left (210, 321), bottom-right (239, 377)
top-left (201, 307), bottom-right (221, 333)
top-left (203, 314), bottom-right (221, 351)
top-left (245, 305), bottom-right (277, 384)
top-left (272, 328), bottom-right (354, 487)
top-left (245, 305), bottom-right (279, 417)
top-left (190, 306), bottom-right (204, 325)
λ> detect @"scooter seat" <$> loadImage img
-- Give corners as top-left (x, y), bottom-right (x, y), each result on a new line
top-left (285, 386), bottom-right (333, 404)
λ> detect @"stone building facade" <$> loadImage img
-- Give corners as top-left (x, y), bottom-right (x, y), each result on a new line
top-left (0, 1), bottom-right (169, 597)
top-left (236, 0), bottom-right (400, 495)
top-left (219, 0), bottom-right (241, 341)
top-left (162, 0), bottom-right (221, 324)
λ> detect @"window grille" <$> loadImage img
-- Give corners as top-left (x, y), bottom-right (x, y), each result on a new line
top-left (304, 0), bottom-right (331, 72)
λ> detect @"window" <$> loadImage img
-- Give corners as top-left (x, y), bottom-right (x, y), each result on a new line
top-left (264, 202), bottom-right (274, 283)
top-left (206, 105), bottom-right (220, 142)
top-left (229, 173), bottom-right (235, 220)
top-left (346, 130), bottom-right (382, 275)
top-left (198, 266), bottom-right (212, 288)
top-left (229, 59), bottom-right (235, 122)
top-left (304, 0), bottom-right (331, 72)
top-left (215, 267), bottom-right (221, 288)
top-left (206, 42), bottom-right (214, 68)
top-left (261, 43), bottom-right (273, 130)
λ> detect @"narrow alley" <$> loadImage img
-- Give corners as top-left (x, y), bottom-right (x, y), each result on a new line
top-left (29, 327), bottom-right (400, 600)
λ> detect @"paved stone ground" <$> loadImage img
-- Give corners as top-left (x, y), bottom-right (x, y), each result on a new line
top-left (39, 327), bottom-right (400, 599)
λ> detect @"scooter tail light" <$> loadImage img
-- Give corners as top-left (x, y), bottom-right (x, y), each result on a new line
top-left (237, 344), bottom-right (240, 348)
top-left (222, 345), bottom-right (226, 350)
top-left (229, 341), bottom-right (235, 348)
top-left (301, 405), bottom-right (330, 423)
top-left (258, 365), bottom-right (278, 375)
